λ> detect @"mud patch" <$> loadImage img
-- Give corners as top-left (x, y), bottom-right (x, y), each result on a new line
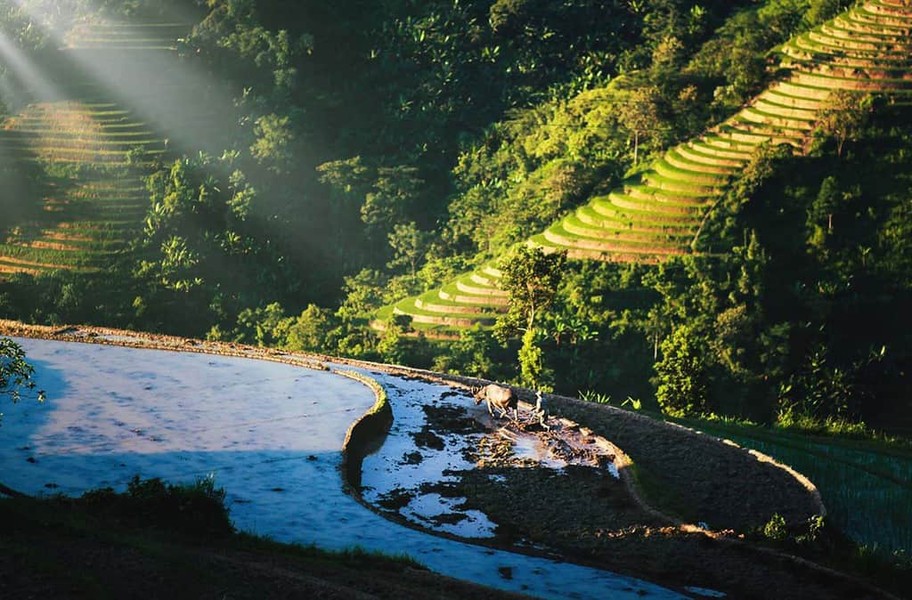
top-left (376, 488), bottom-right (414, 512)
top-left (413, 429), bottom-right (446, 450)
top-left (401, 492), bottom-right (497, 538)
top-left (422, 404), bottom-right (480, 435)
top-left (466, 412), bottom-right (619, 476)
top-left (435, 465), bottom-right (647, 546)
top-left (402, 451), bottom-right (423, 465)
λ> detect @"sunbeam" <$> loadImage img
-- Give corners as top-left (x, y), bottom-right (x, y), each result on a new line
top-left (9, 0), bottom-right (243, 157)
top-left (0, 27), bottom-right (62, 104)
top-left (0, 67), bottom-right (30, 112)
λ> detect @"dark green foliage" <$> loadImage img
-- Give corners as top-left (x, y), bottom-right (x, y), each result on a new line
top-left (0, 269), bottom-right (127, 327)
top-left (655, 324), bottom-right (710, 416)
top-left (686, 0), bottom-right (819, 118)
top-left (376, 318), bottom-right (411, 365)
top-left (283, 304), bottom-right (339, 353)
top-left (230, 302), bottom-right (289, 347)
top-left (131, 155), bottom-right (301, 336)
top-left (617, 85), bottom-right (663, 166)
top-left (443, 93), bottom-right (625, 257)
top-left (804, 0), bottom-right (855, 27)
top-left (431, 326), bottom-right (512, 380)
top-left (812, 91), bottom-right (874, 158)
top-left (496, 246), bottom-right (566, 336)
top-left (80, 475), bottom-right (233, 537)
top-left (641, 102), bottom-right (912, 430)
top-left (0, 337), bottom-right (45, 407)
top-left (3, 0), bottom-right (771, 344)
top-left (694, 142), bottom-right (793, 253)
top-left (493, 246), bottom-right (566, 390)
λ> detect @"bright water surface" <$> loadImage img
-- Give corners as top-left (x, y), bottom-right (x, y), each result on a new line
top-left (0, 338), bottom-right (685, 599)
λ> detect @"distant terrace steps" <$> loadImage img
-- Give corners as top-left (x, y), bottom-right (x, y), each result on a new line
top-left (379, 265), bottom-right (508, 331)
top-left (0, 20), bottom-right (188, 277)
top-left (0, 99), bottom-right (155, 274)
top-left (2, 101), bottom-right (164, 163)
top-left (375, 0), bottom-right (912, 336)
top-left (64, 21), bottom-right (189, 51)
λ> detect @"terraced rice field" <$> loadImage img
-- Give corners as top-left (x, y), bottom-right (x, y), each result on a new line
top-left (682, 419), bottom-right (912, 555)
top-left (381, 0), bottom-right (912, 335)
top-left (0, 102), bottom-right (155, 274)
top-left (64, 21), bottom-right (187, 51)
top-left (376, 264), bottom-right (507, 334)
top-left (0, 20), bottom-right (187, 276)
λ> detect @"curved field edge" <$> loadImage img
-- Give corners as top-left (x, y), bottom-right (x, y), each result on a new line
top-left (545, 397), bottom-right (826, 531)
top-left (337, 371), bottom-right (904, 599)
top-left (0, 319), bottom-right (821, 532)
top-left (335, 369), bottom-right (394, 492)
top-left (3, 320), bottom-right (903, 598)
top-left (340, 368), bottom-right (827, 533)
top-left (289, 356), bottom-right (904, 600)
top-left (672, 416), bottom-right (912, 555)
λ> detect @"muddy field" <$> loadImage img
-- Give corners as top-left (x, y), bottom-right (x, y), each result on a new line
top-left (370, 393), bottom-right (898, 600)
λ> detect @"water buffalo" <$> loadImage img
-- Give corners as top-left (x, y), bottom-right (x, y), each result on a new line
top-left (473, 384), bottom-right (518, 420)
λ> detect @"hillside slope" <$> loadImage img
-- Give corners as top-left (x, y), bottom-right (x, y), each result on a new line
top-left (378, 0), bottom-right (912, 335)
top-left (0, 20), bottom-right (186, 276)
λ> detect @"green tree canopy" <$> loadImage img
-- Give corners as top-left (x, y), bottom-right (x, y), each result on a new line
top-left (813, 90), bottom-right (873, 158)
top-left (616, 85), bottom-right (663, 166)
top-left (496, 245), bottom-right (567, 336)
top-left (654, 324), bottom-right (710, 417)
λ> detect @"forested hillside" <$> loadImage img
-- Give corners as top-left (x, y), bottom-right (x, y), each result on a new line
top-left (1, 0), bottom-right (910, 435)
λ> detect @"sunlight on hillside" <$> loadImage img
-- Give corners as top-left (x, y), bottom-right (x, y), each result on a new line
top-left (0, 28), bottom-right (59, 105)
top-left (10, 0), bottom-right (238, 155)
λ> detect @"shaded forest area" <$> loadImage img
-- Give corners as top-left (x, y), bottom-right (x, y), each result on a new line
top-left (2, 0), bottom-right (910, 435)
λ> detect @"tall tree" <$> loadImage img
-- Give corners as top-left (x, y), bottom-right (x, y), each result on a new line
top-left (497, 246), bottom-right (567, 335)
top-left (496, 246), bottom-right (567, 390)
top-left (813, 90), bottom-right (873, 158)
top-left (617, 86), bottom-right (662, 166)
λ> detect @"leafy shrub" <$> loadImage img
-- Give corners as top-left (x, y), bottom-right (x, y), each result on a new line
top-left (579, 390), bottom-right (612, 405)
top-left (776, 402), bottom-right (869, 437)
top-left (81, 475), bottom-right (232, 537)
top-left (763, 512), bottom-right (788, 541)
top-left (655, 325), bottom-right (710, 417)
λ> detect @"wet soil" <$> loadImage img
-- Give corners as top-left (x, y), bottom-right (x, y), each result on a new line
top-left (545, 398), bottom-right (822, 531)
top-left (417, 403), bottom-right (898, 600)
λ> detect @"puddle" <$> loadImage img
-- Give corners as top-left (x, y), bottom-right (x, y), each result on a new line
top-left (403, 492), bottom-right (497, 538)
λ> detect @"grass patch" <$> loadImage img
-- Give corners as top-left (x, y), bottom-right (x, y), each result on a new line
top-left (0, 478), bottom-right (513, 599)
top-left (79, 474), bottom-right (234, 537)
top-left (676, 416), bottom-right (912, 555)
